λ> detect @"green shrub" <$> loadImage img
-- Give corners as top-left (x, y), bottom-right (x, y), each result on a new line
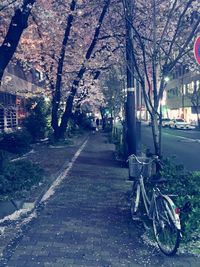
top-left (23, 97), bottom-right (50, 141)
top-left (160, 158), bottom-right (200, 242)
top-left (108, 130), bottom-right (126, 160)
top-left (0, 159), bottom-right (43, 200)
top-left (0, 130), bottom-right (32, 154)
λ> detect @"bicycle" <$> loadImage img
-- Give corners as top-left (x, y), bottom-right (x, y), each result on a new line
top-left (128, 154), bottom-right (181, 256)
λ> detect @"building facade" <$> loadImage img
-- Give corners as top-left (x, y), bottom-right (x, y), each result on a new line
top-left (165, 65), bottom-right (200, 124)
top-left (0, 63), bottom-right (46, 132)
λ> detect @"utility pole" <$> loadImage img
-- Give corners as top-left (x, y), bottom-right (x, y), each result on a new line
top-left (124, 0), bottom-right (137, 156)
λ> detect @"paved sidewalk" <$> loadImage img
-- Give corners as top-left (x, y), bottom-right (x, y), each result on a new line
top-left (0, 133), bottom-right (199, 267)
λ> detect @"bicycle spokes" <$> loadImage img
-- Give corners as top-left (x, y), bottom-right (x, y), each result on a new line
top-left (153, 197), bottom-right (181, 256)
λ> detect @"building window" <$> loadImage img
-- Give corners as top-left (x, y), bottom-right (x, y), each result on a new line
top-left (185, 66), bottom-right (189, 73)
top-left (183, 84), bottom-right (186, 95)
top-left (188, 81), bottom-right (194, 94)
top-left (0, 109), bottom-right (4, 130)
top-left (6, 108), bottom-right (17, 129)
top-left (196, 80), bottom-right (200, 90)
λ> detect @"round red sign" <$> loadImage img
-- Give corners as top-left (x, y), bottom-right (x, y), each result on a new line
top-left (194, 36), bottom-right (200, 65)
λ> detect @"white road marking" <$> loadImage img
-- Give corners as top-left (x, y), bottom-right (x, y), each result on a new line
top-left (40, 137), bottom-right (88, 203)
top-left (164, 132), bottom-right (200, 143)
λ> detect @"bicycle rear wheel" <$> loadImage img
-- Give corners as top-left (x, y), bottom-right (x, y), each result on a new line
top-left (153, 196), bottom-right (181, 256)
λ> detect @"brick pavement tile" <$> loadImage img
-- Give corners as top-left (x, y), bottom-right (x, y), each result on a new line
top-left (5, 260), bottom-right (28, 267)
top-left (7, 259), bottom-right (45, 267)
top-left (73, 258), bottom-right (107, 267)
top-left (44, 263), bottom-right (64, 267)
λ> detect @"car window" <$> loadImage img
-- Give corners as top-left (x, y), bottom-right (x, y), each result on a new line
top-left (176, 119), bottom-right (184, 122)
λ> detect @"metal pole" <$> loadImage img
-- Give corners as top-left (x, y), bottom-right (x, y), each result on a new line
top-left (124, 0), bottom-right (137, 156)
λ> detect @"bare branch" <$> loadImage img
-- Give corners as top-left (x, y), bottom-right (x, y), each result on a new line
top-left (164, 0), bottom-right (194, 67)
top-left (0, 0), bottom-right (18, 12)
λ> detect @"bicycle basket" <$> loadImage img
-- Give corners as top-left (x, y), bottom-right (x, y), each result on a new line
top-left (128, 156), bottom-right (156, 178)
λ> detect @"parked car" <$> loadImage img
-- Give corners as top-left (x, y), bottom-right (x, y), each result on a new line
top-left (161, 118), bottom-right (172, 127)
top-left (169, 119), bottom-right (195, 129)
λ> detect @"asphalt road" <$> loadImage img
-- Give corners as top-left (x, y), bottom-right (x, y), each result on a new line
top-left (141, 125), bottom-right (200, 171)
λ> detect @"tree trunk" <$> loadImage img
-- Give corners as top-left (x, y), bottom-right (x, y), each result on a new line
top-left (198, 115), bottom-right (200, 129)
top-left (0, 0), bottom-right (36, 82)
top-left (151, 112), bottom-right (160, 156)
top-left (51, 0), bottom-right (77, 136)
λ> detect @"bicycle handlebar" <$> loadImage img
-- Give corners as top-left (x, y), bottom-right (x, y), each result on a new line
top-left (128, 154), bottom-right (160, 165)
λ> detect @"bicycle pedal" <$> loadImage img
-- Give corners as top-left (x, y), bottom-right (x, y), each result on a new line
top-left (131, 213), bottom-right (141, 221)
top-left (131, 215), bottom-right (141, 221)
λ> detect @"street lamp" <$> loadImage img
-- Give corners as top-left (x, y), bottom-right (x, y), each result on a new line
top-left (164, 76), bottom-right (170, 83)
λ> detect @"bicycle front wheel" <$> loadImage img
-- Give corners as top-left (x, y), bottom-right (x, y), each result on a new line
top-left (130, 181), bottom-right (140, 220)
top-left (153, 196), bottom-right (181, 256)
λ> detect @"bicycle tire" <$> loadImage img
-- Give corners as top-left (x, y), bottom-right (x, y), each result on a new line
top-left (153, 196), bottom-right (181, 256)
top-left (130, 181), bottom-right (140, 220)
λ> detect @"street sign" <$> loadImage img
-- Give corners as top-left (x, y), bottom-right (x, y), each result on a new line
top-left (194, 36), bottom-right (200, 65)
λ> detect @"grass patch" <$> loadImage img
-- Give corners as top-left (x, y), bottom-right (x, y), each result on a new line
top-left (0, 130), bottom-right (32, 155)
top-left (0, 152), bottom-right (44, 201)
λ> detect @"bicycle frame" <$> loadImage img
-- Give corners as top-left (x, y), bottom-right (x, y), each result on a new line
top-left (133, 174), bottom-right (179, 223)
top-left (134, 175), bottom-right (181, 230)
top-left (130, 154), bottom-right (181, 229)
top-left (133, 174), bottom-right (152, 216)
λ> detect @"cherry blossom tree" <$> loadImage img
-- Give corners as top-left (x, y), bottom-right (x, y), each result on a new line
top-left (0, 0), bottom-right (36, 82)
top-left (0, 0), bottom-right (124, 140)
top-left (2, 0), bottom-right (198, 152)
top-left (0, 1), bottom-right (116, 135)
top-left (31, 0), bottom-right (125, 139)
